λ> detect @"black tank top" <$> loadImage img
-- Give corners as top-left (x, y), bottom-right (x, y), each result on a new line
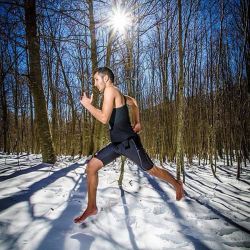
top-left (109, 95), bottom-right (137, 142)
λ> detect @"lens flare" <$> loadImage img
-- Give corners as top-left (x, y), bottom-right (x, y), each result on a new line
top-left (109, 6), bottom-right (132, 34)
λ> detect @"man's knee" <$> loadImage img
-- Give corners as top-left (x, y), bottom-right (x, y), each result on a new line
top-left (86, 158), bottom-right (103, 175)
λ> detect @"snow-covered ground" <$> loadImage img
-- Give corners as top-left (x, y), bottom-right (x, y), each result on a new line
top-left (0, 153), bottom-right (249, 250)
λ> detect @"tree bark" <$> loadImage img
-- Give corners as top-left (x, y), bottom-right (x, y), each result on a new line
top-left (176, 0), bottom-right (184, 181)
top-left (24, 0), bottom-right (56, 163)
top-left (88, 0), bottom-right (100, 154)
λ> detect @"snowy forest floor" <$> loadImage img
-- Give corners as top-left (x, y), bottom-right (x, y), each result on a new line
top-left (0, 153), bottom-right (249, 250)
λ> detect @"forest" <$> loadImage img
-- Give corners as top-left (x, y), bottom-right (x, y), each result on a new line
top-left (0, 0), bottom-right (249, 179)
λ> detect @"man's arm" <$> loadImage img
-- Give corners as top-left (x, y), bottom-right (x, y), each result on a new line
top-left (124, 95), bottom-right (142, 133)
top-left (80, 89), bottom-right (114, 124)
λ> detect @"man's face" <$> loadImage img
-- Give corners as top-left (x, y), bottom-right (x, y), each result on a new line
top-left (94, 72), bottom-right (105, 93)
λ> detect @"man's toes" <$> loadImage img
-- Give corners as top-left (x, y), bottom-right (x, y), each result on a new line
top-left (74, 215), bottom-right (83, 223)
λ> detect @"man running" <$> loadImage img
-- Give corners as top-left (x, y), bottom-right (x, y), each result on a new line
top-left (74, 67), bottom-right (184, 223)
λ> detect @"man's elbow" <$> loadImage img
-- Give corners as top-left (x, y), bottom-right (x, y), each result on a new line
top-left (126, 96), bottom-right (137, 107)
top-left (101, 116), bottom-right (109, 124)
top-left (131, 98), bottom-right (138, 108)
top-left (102, 120), bottom-right (108, 125)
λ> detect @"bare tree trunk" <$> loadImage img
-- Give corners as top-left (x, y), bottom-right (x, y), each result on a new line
top-left (24, 0), bottom-right (56, 163)
top-left (176, 0), bottom-right (184, 181)
top-left (118, 156), bottom-right (126, 187)
top-left (88, 0), bottom-right (100, 154)
top-left (29, 90), bottom-right (34, 153)
top-left (0, 79), bottom-right (9, 153)
top-left (106, 31), bottom-right (114, 67)
top-left (13, 43), bottom-right (20, 155)
top-left (46, 46), bottom-right (59, 155)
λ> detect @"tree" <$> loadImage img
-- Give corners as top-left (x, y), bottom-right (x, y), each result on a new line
top-left (176, 0), bottom-right (185, 181)
top-left (24, 0), bottom-right (56, 163)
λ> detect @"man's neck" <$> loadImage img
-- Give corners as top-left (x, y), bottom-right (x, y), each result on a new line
top-left (105, 82), bottom-right (114, 89)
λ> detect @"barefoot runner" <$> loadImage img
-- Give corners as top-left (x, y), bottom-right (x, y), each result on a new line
top-left (74, 67), bottom-right (184, 223)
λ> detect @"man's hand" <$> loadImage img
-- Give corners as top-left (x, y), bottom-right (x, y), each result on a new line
top-left (80, 92), bottom-right (93, 108)
top-left (133, 122), bottom-right (142, 133)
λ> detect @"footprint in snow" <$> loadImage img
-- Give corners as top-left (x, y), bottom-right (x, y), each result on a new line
top-left (116, 215), bottom-right (136, 226)
top-left (216, 228), bottom-right (237, 236)
top-left (153, 205), bottom-right (168, 215)
top-left (159, 233), bottom-right (189, 247)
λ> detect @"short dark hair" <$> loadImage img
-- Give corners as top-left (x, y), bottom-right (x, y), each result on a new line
top-left (93, 67), bottom-right (115, 83)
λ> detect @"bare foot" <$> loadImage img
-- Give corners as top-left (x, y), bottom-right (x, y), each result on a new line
top-left (176, 181), bottom-right (184, 201)
top-left (74, 207), bottom-right (98, 223)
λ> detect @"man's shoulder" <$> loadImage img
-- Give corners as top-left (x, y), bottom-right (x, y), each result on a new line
top-left (104, 86), bottom-right (120, 96)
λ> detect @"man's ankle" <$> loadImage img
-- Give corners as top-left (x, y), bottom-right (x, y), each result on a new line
top-left (86, 206), bottom-right (97, 211)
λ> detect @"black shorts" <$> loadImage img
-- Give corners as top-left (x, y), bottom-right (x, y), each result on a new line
top-left (94, 135), bottom-right (154, 171)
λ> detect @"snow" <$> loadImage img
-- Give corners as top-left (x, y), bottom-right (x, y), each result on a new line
top-left (0, 154), bottom-right (249, 250)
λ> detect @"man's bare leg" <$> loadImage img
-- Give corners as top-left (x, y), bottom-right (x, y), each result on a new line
top-left (74, 157), bottom-right (103, 223)
top-left (147, 166), bottom-right (184, 200)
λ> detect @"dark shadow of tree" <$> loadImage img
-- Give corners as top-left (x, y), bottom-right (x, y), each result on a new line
top-left (0, 162), bottom-right (83, 250)
top-left (36, 173), bottom-right (89, 250)
top-left (143, 171), bottom-right (212, 250)
top-left (0, 163), bottom-right (50, 181)
top-left (0, 163), bottom-right (80, 213)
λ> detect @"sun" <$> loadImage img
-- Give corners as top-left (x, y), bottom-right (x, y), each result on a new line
top-left (109, 6), bottom-right (132, 35)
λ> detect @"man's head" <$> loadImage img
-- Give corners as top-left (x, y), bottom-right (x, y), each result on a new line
top-left (93, 67), bottom-right (114, 92)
